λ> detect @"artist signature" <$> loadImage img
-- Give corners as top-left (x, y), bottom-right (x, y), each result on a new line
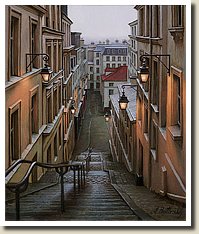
top-left (154, 207), bottom-right (183, 214)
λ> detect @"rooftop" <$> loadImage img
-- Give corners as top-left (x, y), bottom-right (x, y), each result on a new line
top-left (102, 66), bottom-right (127, 82)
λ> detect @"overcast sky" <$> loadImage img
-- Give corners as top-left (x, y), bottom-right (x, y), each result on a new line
top-left (68, 5), bottom-right (137, 44)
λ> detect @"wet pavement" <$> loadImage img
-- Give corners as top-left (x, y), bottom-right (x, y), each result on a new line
top-left (5, 90), bottom-right (186, 222)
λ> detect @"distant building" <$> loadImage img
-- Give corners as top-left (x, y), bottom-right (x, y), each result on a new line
top-left (101, 66), bottom-right (128, 111)
top-left (71, 32), bottom-right (87, 140)
top-left (128, 20), bottom-right (138, 79)
top-left (86, 42), bottom-right (129, 92)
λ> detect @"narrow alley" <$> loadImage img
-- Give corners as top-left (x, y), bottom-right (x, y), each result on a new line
top-left (5, 91), bottom-right (141, 221)
top-left (6, 91), bottom-right (186, 222)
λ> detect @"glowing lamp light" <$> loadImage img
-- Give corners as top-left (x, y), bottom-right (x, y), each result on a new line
top-left (104, 113), bottom-right (109, 122)
top-left (119, 91), bottom-right (129, 110)
top-left (70, 104), bottom-right (75, 114)
top-left (139, 60), bottom-right (149, 83)
top-left (41, 64), bottom-right (52, 83)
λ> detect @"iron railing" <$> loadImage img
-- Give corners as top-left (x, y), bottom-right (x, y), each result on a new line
top-left (5, 151), bottom-right (92, 221)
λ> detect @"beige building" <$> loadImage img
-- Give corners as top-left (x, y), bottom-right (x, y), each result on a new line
top-left (109, 84), bottom-right (137, 173)
top-left (5, 5), bottom-right (76, 183)
top-left (134, 5), bottom-right (186, 203)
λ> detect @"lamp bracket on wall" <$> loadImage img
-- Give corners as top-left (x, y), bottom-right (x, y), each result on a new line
top-left (140, 54), bottom-right (170, 76)
top-left (26, 53), bottom-right (50, 73)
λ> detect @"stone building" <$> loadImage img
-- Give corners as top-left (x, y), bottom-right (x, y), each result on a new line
top-left (71, 32), bottom-right (87, 140)
top-left (61, 6), bottom-right (76, 162)
top-left (128, 20), bottom-right (138, 78)
top-left (109, 84), bottom-right (137, 173)
top-left (134, 5), bottom-right (186, 203)
top-left (101, 66), bottom-right (128, 111)
top-left (5, 5), bottom-right (79, 183)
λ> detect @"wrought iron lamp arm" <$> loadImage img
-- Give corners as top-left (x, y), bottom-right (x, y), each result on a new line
top-left (140, 54), bottom-right (170, 75)
top-left (26, 53), bottom-right (50, 73)
top-left (121, 84), bottom-right (137, 93)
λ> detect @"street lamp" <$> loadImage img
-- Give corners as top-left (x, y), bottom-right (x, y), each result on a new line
top-left (139, 54), bottom-right (171, 83)
top-left (104, 113), bottom-right (110, 122)
top-left (118, 84), bottom-right (137, 110)
top-left (70, 100), bottom-right (76, 114)
top-left (138, 58), bottom-right (149, 83)
top-left (26, 53), bottom-right (52, 83)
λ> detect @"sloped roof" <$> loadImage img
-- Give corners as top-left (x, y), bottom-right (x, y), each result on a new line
top-left (102, 66), bottom-right (128, 82)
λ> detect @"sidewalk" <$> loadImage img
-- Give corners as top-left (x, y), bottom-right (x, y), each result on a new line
top-left (102, 154), bottom-right (186, 221)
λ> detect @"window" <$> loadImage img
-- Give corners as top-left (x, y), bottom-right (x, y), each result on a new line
top-left (54, 88), bottom-right (58, 117)
top-left (47, 42), bottom-right (51, 68)
top-left (109, 83), bottom-right (114, 87)
top-left (30, 21), bottom-right (38, 69)
top-left (10, 13), bottom-right (20, 76)
top-left (30, 90), bottom-right (38, 136)
top-left (96, 59), bottom-right (99, 65)
top-left (45, 5), bottom-right (50, 27)
top-left (53, 43), bottom-right (57, 72)
top-left (9, 101), bottom-right (21, 162)
top-left (52, 5), bottom-right (56, 29)
top-left (47, 93), bottom-right (52, 123)
top-left (97, 76), bottom-right (100, 81)
top-left (172, 74), bottom-right (182, 127)
top-left (106, 63), bottom-right (110, 68)
top-left (123, 57), bottom-right (126, 61)
top-left (96, 68), bottom-right (99, 73)
top-left (58, 83), bottom-right (61, 109)
top-left (58, 42), bottom-right (62, 70)
top-left (137, 94), bottom-right (142, 124)
top-left (153, 6), bottom-right (159, 37)
top-left (151, 120), bottom-right (158, 160)
top-left (90, 74), bottom-right (93, 81)
top-left (96, 53), bottom-right (99, 57)
top-left (118, 64), bottom-right (121, 67)
top-left (172, 5), bottom-right (184, 27)
top-left (109, 89), bottom-right (114, 95)
top-left (139, 7), bottom-right (144, 36)
top-left (59, 124), bottom-right (62, 147)
top-left (118, 56), bottom-right (121, 61)
top-left (112, 64), bottom-right (116, 68)
top-left (90, 67), bottom-right (93, 72)
top-left (54, 133), bottom-right (58, 160)
top-left (106, 56), bottom-right (110, 61)
top-left (152, 60), bottom-right (159, 107)
top-left (112, 56), bottom-right (115, 61)
top-left (144, 104), bottom-right (148, 133)
top-left (57, 6), bottom-right (60, 30)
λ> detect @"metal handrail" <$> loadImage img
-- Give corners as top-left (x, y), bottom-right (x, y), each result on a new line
top-left (6, 160), bottom-right (72, 220)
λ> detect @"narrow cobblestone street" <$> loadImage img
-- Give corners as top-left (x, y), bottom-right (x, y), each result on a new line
top-left (5, 91), bottom-right (186, 222)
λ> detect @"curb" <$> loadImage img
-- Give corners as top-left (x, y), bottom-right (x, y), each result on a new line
top-left (108, 169), bottom-right (155, 221)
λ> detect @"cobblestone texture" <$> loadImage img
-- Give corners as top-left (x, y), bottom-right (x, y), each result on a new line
top-left (5, 91), bottom-right (186, 222)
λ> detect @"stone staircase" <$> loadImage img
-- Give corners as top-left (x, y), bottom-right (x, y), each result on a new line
top-left (5, 151), bottom-right (139, 221)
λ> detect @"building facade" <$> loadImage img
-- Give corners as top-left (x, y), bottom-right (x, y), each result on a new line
top-left (109, 84), bottom-right (137, 173)
top-left (71, 32), bottom-right (87, 140)
top-left (128, 20), bottom-right (138, 78)
top-left (101, 66), bottom-right (128, 111)
top-left (5, 5), bottom-right (83, 183)
top-left (135, 5), bottom-right (186, 203)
